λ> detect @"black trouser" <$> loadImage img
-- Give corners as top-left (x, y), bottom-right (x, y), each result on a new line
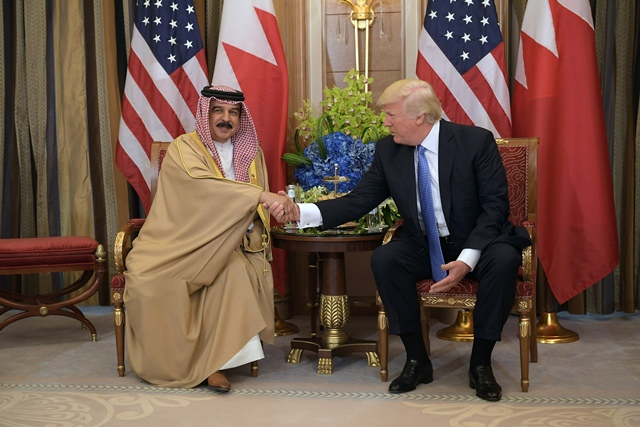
top-left (371, 233), bottom-right (521, 341)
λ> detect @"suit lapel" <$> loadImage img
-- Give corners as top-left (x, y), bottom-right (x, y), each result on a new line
top-left (438, 121), bottom-right (455, 225)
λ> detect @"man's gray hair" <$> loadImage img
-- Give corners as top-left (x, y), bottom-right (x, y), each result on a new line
top-left (376, 79), bottom-right (442, 124)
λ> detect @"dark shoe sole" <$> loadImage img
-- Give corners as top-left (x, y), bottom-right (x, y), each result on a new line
top-left (207, 385), bottom-right (231, 394)
top-left (388, 373), bottom-right (434, 394)
top-left (469, 379), bottom-right (501, 402)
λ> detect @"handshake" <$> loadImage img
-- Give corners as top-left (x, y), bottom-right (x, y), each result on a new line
top-left (259, 190), bottom-right (301, 224)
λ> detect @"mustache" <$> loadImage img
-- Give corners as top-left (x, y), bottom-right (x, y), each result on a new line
top-left (216, 121), bottom-right (233, 129)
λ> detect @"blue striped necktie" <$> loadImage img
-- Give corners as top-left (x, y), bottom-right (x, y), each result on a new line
top-left (417, 145), bottom-right (446, 281)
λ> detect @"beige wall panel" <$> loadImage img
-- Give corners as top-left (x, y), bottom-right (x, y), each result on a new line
top-left (325, 4), bottom-right (403, 73)
top-left (368, 12), bottom-right (402, 68)
top-left (326, 11), bottom-right (402, 74)
top-left (274, 0), bottom-right (308, 183)
top-left (325, 14), bottom-right (356, 73)
top-left (323, 0), bottom-right (404, 115)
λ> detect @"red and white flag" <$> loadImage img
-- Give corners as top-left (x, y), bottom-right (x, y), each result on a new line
top-left (512, 0), bottom-right (619, 304)
top-left (212, 0), bottom-right (288, 194)
top-left (416, 0), bottom-right (511, 137)
top-left (212, 0), bottom-right (289, 296)
top-left (116, 0), bottom-right (209, 213)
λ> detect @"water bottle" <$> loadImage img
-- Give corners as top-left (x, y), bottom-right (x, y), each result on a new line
top-left (284, 185), bottom-right (298, 232)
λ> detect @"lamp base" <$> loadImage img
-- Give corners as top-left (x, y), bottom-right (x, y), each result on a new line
top-left (436, 309), bottom-right (474, 342)
top-left (536, 311), bottom-right (579, 344)
top-left (274, 307), bottom-right (299, 337)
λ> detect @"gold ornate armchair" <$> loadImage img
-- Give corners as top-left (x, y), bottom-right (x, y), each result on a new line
top-left (110, 141), bottom-right (259, 378)
top-left (377, 137), bottom-right (539, 392)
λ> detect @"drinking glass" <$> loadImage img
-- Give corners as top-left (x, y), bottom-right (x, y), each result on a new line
top-left (366, 207), bottom-right (382, 231)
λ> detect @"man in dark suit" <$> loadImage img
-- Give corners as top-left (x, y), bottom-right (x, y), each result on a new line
top-left (271, 79), bottom-right (531, 402)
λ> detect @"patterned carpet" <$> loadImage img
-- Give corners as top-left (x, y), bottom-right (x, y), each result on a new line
top-left (1, 307), bottom-right (639, 426)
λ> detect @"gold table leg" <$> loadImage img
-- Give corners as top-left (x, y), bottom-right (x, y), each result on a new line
top-left (317, 357), bottom-right (333, 374)
top-left (366, 351), bottom-right (380, 367)
top-left (287, 348), bottom-right (303, 364)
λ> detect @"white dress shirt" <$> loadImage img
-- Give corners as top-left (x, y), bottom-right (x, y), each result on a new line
top-left (212, 139), bottom-right (235, 180)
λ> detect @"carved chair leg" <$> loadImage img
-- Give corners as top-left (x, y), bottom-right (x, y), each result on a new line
top-left (530, 295), bottom-right (538, 363)
top-left (377, 304), bottom-right (389, 382)
top-left (113, 302), bottom-right (126, 377)
top-left (518, 311), bottom-right (531, 392)
top-left (250, 361), bottom-right (259, 377)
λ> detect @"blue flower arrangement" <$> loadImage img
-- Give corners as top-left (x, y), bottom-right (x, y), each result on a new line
top-left (283, 69), bottom-right (389, 194)
top-left (293, 131), bottom-right (375, 193)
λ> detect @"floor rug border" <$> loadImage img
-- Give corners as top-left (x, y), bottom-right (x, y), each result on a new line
top-left (1, 383), bottom-right (637, 406)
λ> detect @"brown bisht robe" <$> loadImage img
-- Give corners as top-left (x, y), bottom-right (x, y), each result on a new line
top-left (123, 131), bottom-right (274, 388)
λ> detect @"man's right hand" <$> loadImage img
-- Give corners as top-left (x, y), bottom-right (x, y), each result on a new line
top-left (260, 191), bottom-right (299, 223)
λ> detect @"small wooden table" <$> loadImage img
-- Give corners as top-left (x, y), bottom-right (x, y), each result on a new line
top-left (271, 229), bottom-right (385, 374)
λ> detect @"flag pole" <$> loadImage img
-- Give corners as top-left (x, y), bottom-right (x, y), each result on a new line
top-left (536, 265), bottom-right (579, 344)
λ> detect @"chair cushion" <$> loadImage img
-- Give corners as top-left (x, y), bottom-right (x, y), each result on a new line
top-left (416, 277), bottom-right (534, 299)
top-left (128, 218), bottom-right (146, 228)
top-left (417, 277), bottom-right (478, 296)
top-left (111, 274), bottom-right (126, 293)
top-left (0, 236), bottom-right (98, 270)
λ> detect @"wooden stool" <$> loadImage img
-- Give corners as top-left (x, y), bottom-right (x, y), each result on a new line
top-left (0, 236), bottom-right (106, 341)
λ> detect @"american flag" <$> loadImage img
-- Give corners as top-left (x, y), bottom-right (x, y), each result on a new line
top-left (416, 0), bottom-right (511, 138)
top-left (116, 0), bottom-right (209, 213)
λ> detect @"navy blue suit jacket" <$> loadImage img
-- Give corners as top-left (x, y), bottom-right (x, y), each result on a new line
top-left (317, 120), bottom-right (530, 255)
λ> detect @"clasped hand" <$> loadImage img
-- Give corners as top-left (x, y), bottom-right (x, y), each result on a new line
top-left (260, 190), bottom-right (300, 223)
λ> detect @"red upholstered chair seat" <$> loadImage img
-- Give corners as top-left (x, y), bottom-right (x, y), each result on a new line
top-left (0, 236), bottom-right (106, 340)
top-left (0, 236), bottom-right (98, 272)
top-left (416, 277), bottom-right (535, 299)
top-left (110, 274), bottom-right (125, 294)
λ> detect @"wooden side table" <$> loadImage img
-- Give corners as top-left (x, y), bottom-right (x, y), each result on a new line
top-left (271, 230), bottom-right (385, 374)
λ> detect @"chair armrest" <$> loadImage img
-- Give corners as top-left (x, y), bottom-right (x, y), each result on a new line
top-left (382, 219), bottom-right (404, 245)
top-left (114, 219), bottom-right (146, 274)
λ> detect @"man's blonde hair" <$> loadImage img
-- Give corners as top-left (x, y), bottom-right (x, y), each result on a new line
top-left (376, 79), bottom-right (442, 124)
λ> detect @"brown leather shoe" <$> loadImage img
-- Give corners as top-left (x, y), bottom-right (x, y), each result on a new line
top-left (207, 371), bottom-right (231, 393)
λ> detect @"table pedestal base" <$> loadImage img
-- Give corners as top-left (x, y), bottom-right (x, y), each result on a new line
top-left (271, 232), bottom-right (386, 376)
top-left (287, 335), bottom-right (379, 374)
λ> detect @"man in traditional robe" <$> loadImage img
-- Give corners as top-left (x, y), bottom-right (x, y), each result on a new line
top-left (123, 86), bottom-right (296, 392)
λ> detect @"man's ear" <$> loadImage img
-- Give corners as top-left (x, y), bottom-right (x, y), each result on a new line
top-left (415, 113), bottom-right (426, 126)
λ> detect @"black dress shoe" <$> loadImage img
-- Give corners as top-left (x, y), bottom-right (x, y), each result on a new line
top-left (469, 365), bottom-right (502, 401)
top-left (388, 359), bottom-right (434, 394)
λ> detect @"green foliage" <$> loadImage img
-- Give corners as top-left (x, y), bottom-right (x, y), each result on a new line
top-left (379, 198), bottom-right (401, 228)
top-left (296, 185), bottom-right (330, 203)
top-left (284, 69), bottom-right (389, 166)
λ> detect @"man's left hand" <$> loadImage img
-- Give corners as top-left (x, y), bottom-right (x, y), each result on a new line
top-left (428, 260), bottom-right (471, 293)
